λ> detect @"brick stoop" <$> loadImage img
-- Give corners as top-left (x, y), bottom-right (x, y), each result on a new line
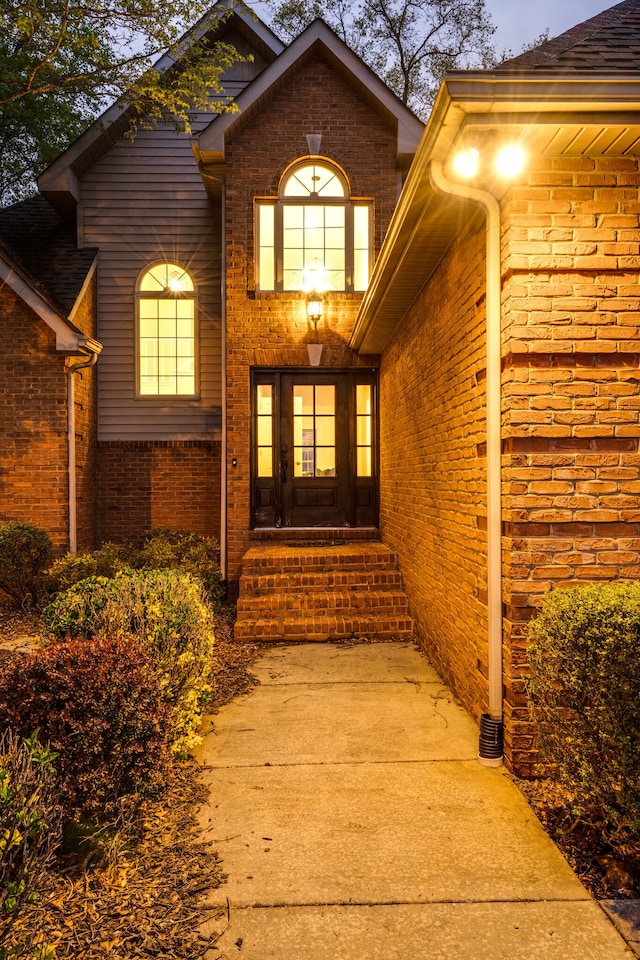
top-left (234, 542), bottom-right (413, 643)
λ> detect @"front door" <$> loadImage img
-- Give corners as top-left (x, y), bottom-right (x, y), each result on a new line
top-left (252, 370), bottom-right (378, 529)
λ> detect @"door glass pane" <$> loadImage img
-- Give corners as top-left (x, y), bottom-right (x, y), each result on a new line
top-left (356, 384), bottom-right (372, 477)
top-left (292, 383), bottom-right (336, 478)
top-left (257, 384), bottom-right (272, 415)
top-left (258, 447), bottom-right (273, 477)
top-left (316, 448), bottom-right (336, 476)
top-left (357, 447), bottom-right (371, 477)
top-left (315, 385), bottom-right (335, 415)
top-left (256, 383), bottom-right (273, 477)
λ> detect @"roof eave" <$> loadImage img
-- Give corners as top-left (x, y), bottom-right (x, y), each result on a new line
top-left (352, 72), bottom-right (640, 354)
top-left (0, 252), bottom-right (102, 354)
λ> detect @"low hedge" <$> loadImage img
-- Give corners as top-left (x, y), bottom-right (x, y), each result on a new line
top-left (43, 569), bottom-right (215, 756)
top-left (527, 582), bottom-right (640, 844)
top-left (0, 522), bottom-right (52, 607)
top-left (0, 638), bottom-right (172, 818)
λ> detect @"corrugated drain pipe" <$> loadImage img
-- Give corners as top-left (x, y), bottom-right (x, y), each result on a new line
top-left (199, 162), bottom-right (227, 584)
top-left (429, 158), bottom-right (504, 766)
top-left (67, 346), bottom-right (101, 554)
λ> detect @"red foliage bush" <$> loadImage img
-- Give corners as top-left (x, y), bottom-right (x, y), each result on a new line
top-left (0, 637), bottom-right (172, 817)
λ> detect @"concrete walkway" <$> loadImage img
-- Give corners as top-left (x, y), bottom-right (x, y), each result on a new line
top-left (197, 642), bottom-right (634, 959)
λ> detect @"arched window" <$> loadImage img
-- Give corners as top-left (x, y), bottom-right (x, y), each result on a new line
top-left (136, 262), bottom-right (196, 397)
top-left (256, 160), bottom-right (372, 293)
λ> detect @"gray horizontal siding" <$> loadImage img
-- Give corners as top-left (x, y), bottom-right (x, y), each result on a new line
top-left (81, 27), bottom-right (266, 442)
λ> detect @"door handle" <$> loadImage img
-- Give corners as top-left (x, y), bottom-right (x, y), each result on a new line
top-left (281, 457), bottom-right (288, 483)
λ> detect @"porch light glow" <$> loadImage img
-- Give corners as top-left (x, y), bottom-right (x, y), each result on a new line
top-left (495, 145), bottom-right (525, 177)
top-left (306, 292), bottom-right (323, 329)
top-left (452, 147), bottom-right (479, 178)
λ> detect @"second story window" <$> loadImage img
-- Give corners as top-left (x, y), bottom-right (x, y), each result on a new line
top-left (256, 159), bottom-right (372, 293)
top-left (137, 262), bottom-right (196, 397)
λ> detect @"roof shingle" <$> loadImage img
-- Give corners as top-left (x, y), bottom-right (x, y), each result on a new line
top-left (0, 195), bottom-right (96, 315)
top-left (497, 0), bottom-right (640, 72)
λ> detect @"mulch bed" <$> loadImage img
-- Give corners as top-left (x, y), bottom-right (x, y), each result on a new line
top-left (0, 599), bottom-right (263, 959)
top-left (516, 778), bottom-right (640, 901)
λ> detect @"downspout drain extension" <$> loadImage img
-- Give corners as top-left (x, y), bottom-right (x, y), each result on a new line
top-left (478, 714), bottom-right (504, 766)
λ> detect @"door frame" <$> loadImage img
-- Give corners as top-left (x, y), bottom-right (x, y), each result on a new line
top-left (250, 367), bottom-right (379, 529)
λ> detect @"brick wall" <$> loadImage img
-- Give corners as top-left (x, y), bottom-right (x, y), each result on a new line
top-left (500, 155), bottom-right (640, 774)
top-left (96, 441), bottom-right (221, 544)
top-left (224, 52), bottom-right (398, 579)
top-left (0, 277), bottom-right (99, 554)
top-left (379, 217), bottom-right (490, 723)
top-left (0, 287), bottom-right (70, 551)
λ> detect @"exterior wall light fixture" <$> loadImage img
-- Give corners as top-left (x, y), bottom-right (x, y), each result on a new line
top-left (306, 292), bottom-right (323, 330)
top-left (453, 144), bottom-right (525, 179)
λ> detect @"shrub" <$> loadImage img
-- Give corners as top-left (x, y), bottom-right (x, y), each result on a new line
top-left (527, 582), bottom-right (640, 844)
top-left (43, 569), bottom-right (215, 756)
top-left (0, 523), bottom-right (52, 607)
top-left (1, 730), bottom-right (61, 959)
top-left (46, 529), bottom-right (224, 609)
top-left (0, 638), bottom-right (172, 818)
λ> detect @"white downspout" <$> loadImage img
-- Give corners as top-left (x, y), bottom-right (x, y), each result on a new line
top-left (67, 349), bottom-right (100, 554)
top-left (429, 158), bottom-right (503, 766)
top-left (199, 162), bottom-right (227, 583)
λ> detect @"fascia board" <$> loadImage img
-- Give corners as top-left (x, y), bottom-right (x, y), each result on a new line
top-left (0, 254), bottom-right (97, 354)
top-left (443, 73), bottom-right (640, 114)
top-left (196, 19), bottom-right (424, 156)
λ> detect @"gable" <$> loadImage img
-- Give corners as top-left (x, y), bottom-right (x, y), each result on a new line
top-left (193, 19), bottom-right (423, 169)
top-left (37, 3), bottom-right (285, 218)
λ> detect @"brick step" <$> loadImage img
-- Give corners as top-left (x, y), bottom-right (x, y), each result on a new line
top-left (240, 542), bottom-right (398, 576)
top-left (237, 588), bottom-right (409, 617)
top-left (234, 614), bottom-right (414, 643)
top-left (239, 569), bottom-right (403, 595)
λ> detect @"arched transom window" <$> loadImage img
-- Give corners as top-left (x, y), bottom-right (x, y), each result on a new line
top-left (137, 262), bottom-right (196, 397)
top-left (256, 160), bottom-right (372, 293)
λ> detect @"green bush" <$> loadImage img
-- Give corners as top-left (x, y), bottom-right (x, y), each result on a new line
top-left (0, 523), bottom-right (52, 607)
top-left (0, 730), bottom-right (61, 960)
top-left (527, 582), bottom-right (640, 844)
top-left (43, 569), bottom-right (215, 756)
top-left (0, 638), bottom-right (172, 818)
top-left (47, 528), bottom-right (224, 609)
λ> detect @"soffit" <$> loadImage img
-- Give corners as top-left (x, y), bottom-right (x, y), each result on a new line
top-left (352, 74), bottom-right (640, 355)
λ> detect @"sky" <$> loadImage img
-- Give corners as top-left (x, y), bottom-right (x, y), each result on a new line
top-left (488, 0), bottom-right (614, 57)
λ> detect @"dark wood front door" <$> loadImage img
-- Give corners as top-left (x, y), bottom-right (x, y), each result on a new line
top-left (252, 370), bottom-right (378, 529)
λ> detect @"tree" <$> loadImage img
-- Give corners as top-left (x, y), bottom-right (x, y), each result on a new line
top-left (267, 0), bottom-right (495, 119)
top-left (0, 0), bottom-right (247, 205)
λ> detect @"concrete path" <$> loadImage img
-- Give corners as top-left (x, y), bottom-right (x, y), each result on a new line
top-left (197, 642), bottom-right (634, 959)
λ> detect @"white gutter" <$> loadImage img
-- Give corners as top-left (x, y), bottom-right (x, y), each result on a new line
top-left (67, 345), bottom-right (101, 554)
top-left (429, 159), bottom-right (503, 766)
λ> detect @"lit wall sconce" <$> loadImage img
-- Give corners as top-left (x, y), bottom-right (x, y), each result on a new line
top-left (452, 144), bottom-right (526, 180)
top-left (306, 291), bottom-right (323, 330)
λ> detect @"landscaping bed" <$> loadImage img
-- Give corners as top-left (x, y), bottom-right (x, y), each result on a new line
top-left (0, 598), bottom-right (262, 960)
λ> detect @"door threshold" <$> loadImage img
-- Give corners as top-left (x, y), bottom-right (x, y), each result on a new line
top-left (249, 527), bottom-right (380, 542)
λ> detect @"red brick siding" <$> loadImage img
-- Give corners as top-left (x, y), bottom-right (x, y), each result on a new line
top-left (0, 287), bottom-right (70, 551)
top-left (96, 441), bottom-right (221, 544)
top-left (224, 52), bottom-right (398, 579)
top-left (380, 219), bottom-right (490, 723)
top-left (500, 155), bottom-right (640, 775)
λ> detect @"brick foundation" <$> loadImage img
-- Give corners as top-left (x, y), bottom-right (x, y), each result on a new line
top-left (96, 440), bottom-right (221, 543)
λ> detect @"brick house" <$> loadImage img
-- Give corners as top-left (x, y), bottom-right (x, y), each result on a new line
top-left (1, 0), bottom-right (640, 769)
